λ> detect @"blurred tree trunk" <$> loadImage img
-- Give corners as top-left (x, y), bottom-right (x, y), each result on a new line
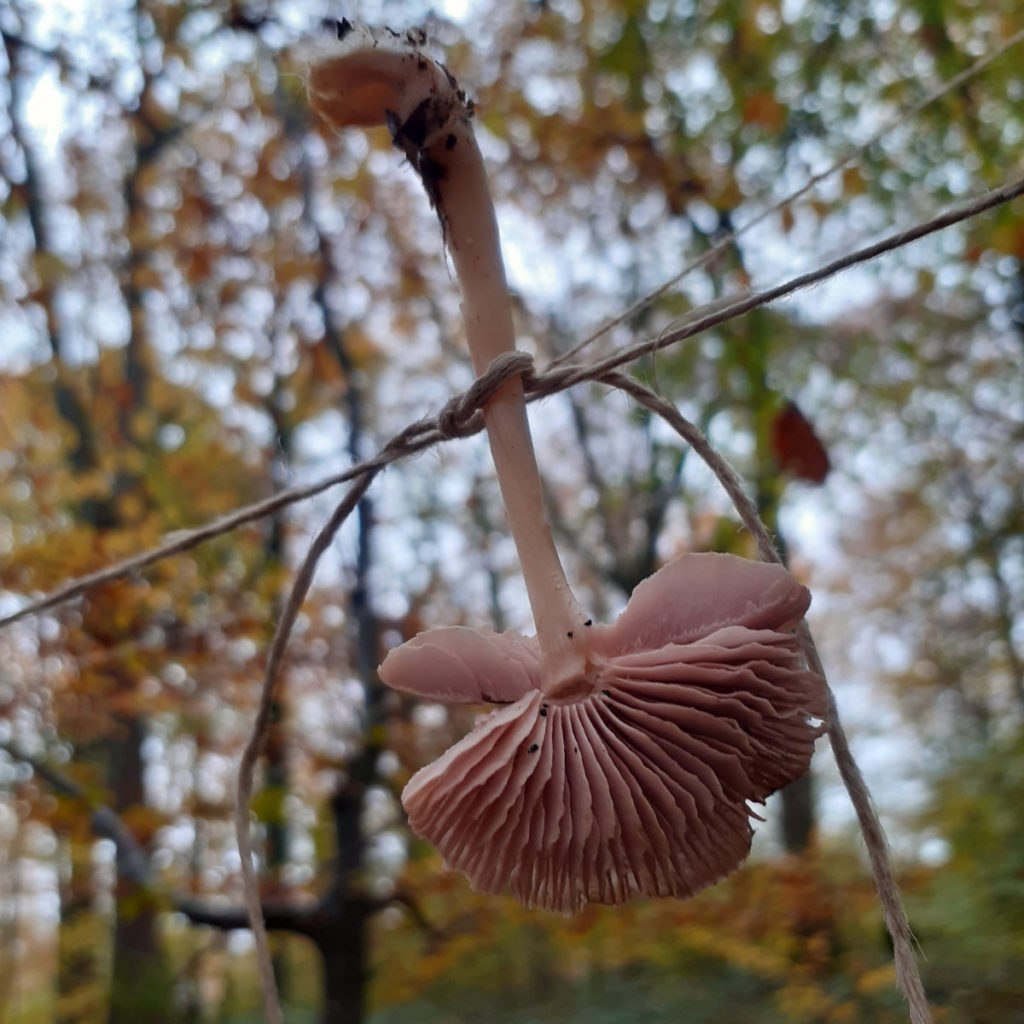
top-left (0, 823), bottom-right (23, 1019)
top-left (103, 87), bottom-right (171, 1024)
top-left (56, 834), bottom-right (104, 1024)
top-left (298, 107), bottom-right (380, 1024)
top-left (173, 99), bottom-right (391, 1023)
top-left (263, 374), bottom-right (297, 1004)
top-left (4, 27), bottom-right (129, 1023)
top-left (4, 12), bottom-right (177, 1019)
top-left (314, 304), bottom-right (379, 1024)
top-left (107, 715), bottom-right (172, 1023)
top-left (746, 308), bottom-right (816, 854)
top-left (103, 5), bottom-right (185, 1014)
top-left (318, 781), bottom-right (374, 1024)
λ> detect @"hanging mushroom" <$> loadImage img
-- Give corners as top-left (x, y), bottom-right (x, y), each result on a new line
top-left (307, 24), bottom-right (825, 913)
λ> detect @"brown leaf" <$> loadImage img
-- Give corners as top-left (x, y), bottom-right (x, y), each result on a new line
top-left (771, 402), bottom-right (830, 484)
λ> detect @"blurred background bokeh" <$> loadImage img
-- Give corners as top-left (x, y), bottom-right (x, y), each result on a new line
top-left (1, 0), bottom-right (1022, 1021)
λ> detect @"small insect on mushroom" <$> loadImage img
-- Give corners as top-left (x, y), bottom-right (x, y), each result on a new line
top-left (306, 22), bottom-right (825, 914)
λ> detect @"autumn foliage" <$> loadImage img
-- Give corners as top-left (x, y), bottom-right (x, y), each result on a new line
top-left (1, 1), bottom-right (1022, 1023)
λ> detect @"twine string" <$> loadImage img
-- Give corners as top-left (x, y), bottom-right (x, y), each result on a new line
top-left (234, 356), bottom-right (935, 1024)
top-left (3, 171), bottom-right (1020, 633)
top-left (552, 25), bottom-right (1024, 368)
top-left (598, 370), bottom-right (933, 1024)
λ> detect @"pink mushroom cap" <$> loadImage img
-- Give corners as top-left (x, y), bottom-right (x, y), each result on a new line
top-left (382, 552), bottom-right (826, 913)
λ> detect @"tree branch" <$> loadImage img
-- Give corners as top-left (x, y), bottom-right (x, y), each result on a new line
top-left (383, 891), bottom-right (444, 946)
top-left (0, 742), bottom-right (151, 887)
top-left (175, 896), bottom-right (322, 939)
top-left (1, 742), bottom-right (332, 939)
top-left (1, 172), bottom-right (1021, 632)
top-left (552, 24), bottom-right (1024, 367)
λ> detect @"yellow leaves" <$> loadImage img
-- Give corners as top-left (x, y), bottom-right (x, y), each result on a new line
top-left (120, 803), bottom-right (166, 846)
top-left (408, 930), bottom-right (483, 991)
top-left (986, 215), bottom-right (1024, 258)
top-left (250, 785), bottom-right (287, 826)
top-left (286, 327), bottom-right (384, 418)
top-left (376, 843), bottom-right (921, 1021)
top-left (343, 323), bottom-right (384, 370)
top-left (857, 964), bottom-right (898, 996)
top-left (776, 980), bottom-right (840, 1022)
top-left (55, 901), bottom-right (108, 1020)
top-left (843, 166), bottom-right (867, 196)
top-left (308, 337), bottom-right (345, 384)
top-left (365, 723), bottom-right (389, 749)
top-left (32, 250), bottom-right (69, 288)
top-left (673, 923), bottom-right (790, 977)
top-left (114, 880), bottom-right (162, 920)
top-left (689, 511), bottom-right (759, 559)
top-left (0, 521), bottom-right (98, 592)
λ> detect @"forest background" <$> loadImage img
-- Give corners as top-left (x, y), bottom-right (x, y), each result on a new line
top-left (0, 0), bottom-right (1022, 1021)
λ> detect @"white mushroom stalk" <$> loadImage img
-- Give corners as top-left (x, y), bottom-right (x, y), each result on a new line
top-left (308, 22), bottom-right (589, 693)
top-left (307, 24), bottom-right (825, 913)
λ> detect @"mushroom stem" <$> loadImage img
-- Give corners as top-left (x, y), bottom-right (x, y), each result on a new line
top-left (307, 29), bottom-right (588, 686)
top-left (432, 125), bottom-right (589, 686)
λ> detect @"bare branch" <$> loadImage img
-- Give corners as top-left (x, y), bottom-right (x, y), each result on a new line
top-left (583, 174), bottom-right (1024, 384)
top-left (0, 742), bottom-right (332, 941)
top-left (176, 896), bottom-right (321, 939)
top-left (0, 743), bottom-right (151, 887)
top-left (552, 24), bottom-right (1024, 367)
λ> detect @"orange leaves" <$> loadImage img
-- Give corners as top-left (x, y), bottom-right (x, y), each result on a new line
top-left (120, 803), bottom-right (166, 847)
top-left (180, 245), bottom-right (217, 286)
top-left (743, 92), bottom-right (786, 132)
top-left (307, 336), bottom-right (347, 386)
top-left (274, 256), bottom-right (322, 288)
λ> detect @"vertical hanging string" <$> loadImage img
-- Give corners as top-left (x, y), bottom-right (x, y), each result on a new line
top-left (235, 469), bottom-right (379, 1024)
top-left (597, 369), bottom-right (933, 1024)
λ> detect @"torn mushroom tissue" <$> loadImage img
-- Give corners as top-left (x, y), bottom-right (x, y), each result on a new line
top-left (307, 23), bottom-right (826, 914)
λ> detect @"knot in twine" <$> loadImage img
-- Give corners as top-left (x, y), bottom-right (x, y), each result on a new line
top-left (437, 351), bottom-right (536, 438)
